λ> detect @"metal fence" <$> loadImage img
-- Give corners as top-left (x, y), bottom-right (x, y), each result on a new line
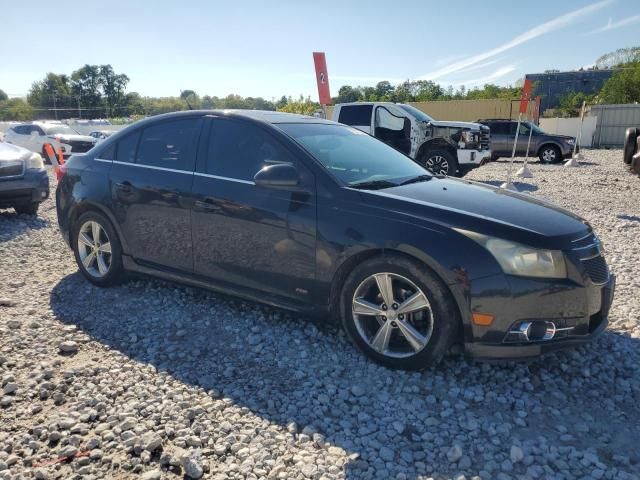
top-left (590, 104), bottom-right (640, 148)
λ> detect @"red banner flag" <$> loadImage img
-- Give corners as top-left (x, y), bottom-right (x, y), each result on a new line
top-left (519, 79), bottom-right (532, 114)
top-left (313, 52), bottom-right (331, 105)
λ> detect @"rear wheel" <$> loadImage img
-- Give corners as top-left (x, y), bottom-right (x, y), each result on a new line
top-left (422, 149), bottom-right (459, 176)
top-left (538, 145), bottom-right (562, 164)
top-left (72, 211), bottom-right (124, 287)
top-left (623, 127), bottom-right (639, 165)
top-left (14, 202), bottom-right (39, 216)
top-left (340, 255), bottom-right (459, 370)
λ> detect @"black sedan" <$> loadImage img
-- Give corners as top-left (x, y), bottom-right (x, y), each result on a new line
top-left (55, 110), bottom-right (614, 370)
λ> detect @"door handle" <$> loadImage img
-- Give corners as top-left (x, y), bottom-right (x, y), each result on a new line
top-left (116, 181), bottom-right (132, 193)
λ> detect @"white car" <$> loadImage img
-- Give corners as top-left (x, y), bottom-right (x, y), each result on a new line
top-left (4, 122), bottom-right (97, 162)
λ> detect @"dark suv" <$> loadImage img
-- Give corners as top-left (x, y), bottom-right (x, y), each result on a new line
top-left (478, 119), bottom-right (577, 163)
top-left (56, 110), bottom-right (613, 370)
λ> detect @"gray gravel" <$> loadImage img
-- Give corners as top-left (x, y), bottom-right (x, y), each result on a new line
top-left (0, 150), bottom-right (639, 479)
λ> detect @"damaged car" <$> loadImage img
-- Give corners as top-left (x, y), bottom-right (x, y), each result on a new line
top-left (332, 102), bottom-right (491, 176)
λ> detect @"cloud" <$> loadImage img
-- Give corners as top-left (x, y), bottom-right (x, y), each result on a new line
top-left (589, 14), bottom-right (640, 34)
top-left (444, 64), bottom-right (518, 87)
top-left (419, 0), bottom-right (611, 81)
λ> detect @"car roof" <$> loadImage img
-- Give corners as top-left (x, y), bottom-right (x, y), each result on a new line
top-left (131, 109), bottom-right (337, 126)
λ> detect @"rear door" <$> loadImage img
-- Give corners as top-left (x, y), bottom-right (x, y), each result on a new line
top-left (337, 105), bottom-right (373, 134)
top-left (109, 117), bottom-right (203, 272)
top-left (487, 122), bottom-right (510, 155)
top-left (191, 116), bottom-right (317, 303)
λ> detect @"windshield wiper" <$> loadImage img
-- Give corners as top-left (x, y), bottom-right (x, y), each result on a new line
top-left (398, 175), bottom-right (433, 186)
top-left (347, 179), bottom-right (398, 190)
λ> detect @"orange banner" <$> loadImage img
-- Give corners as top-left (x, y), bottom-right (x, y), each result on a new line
top-left (313, 52), bottom-right (331, 105)
top-left (519, 79), bottom-right (532, 114)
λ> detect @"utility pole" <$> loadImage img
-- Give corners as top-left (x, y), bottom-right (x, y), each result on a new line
top-left (76, 95), bottom-right (82, 119)
top-left (52, 93), bottom-right (58, 120)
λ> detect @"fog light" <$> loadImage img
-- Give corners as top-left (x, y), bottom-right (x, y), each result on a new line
top-left (505, 320), bottom-right (557, 343)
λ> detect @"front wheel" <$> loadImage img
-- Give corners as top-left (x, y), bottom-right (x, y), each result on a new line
top-left (623, 127), bottom-right (639, 165)
top-left (72, 211), bottom-right (125, 287)
top-left (538, 145), bottom-right (562, 164)
top-left (340, 255), bottom-right (459, 370)
top-left (422, 149), bottom-right (459, 176)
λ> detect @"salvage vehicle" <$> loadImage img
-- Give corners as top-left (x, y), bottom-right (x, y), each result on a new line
top-left (56, 110), bottom-right (614, 369)
top-left (4, 122), bottom-right (97, 161)
top-left (332, 102), bottom-right (491, 176)
top-left (0, 142), bottom-right (49, 215)
top-left (624, 127), bottom-right (640, 175)
top-left (478, 119), bottom-right (576, 163)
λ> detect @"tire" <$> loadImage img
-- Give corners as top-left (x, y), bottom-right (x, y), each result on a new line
top-left (339, 255), bottom-right (460, 370)
top-left (421, 149), bottom-right (459, 176)
top-left (14, 202), bottom-right (39, 216)
top-left (72, 211), bottom-right (125, 287)
top-left (623, 127), bottom-right (639, 165)
top-left (538, 144), bottom-right (562, 164)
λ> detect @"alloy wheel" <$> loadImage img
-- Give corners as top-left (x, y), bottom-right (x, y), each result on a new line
top-left (542, 148), bottom-right (557, 162)
top-left (77, 220), bottom-right (112, 278)
top-left (426, 155), bottom-right (449, 175)
top-left (352, 272), bottom-right (434, 358)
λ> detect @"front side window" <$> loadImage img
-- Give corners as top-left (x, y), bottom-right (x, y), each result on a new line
top-left (279, 123), bottom-right (427, 186)
top-left (44, 125), bottom-right (79, 135)
top-left (206, 118), bottom-right (293, 181)
top-left (136, 118), bottom-right (200, 171)
top-left (375, 107), bottom-right (406, 130)
top-left (338, 105), bottom-right (373, 126)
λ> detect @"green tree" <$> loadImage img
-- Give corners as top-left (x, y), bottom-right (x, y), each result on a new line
top-left (0, 89), bottom-right (7, 101)
top-left (70, 64), bottom-right (102, 117)
top-left (277, 95), bottom-right (318, 115)
top-left (180, 89), bottom-right (199, 109)
top-left (596, 47), bottom-right (640, 69)
top-left (0, 98), bottom-right (34, 121)
top-left (99, 65), bottom-right (129, 117)
top-left (28, 72), bottom-right (74, 118)
top-left (599, 61), bottom-right (640, 104)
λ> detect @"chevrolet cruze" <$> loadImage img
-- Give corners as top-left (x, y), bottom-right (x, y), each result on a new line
top-left (56, 110), bottom-right (615, 370)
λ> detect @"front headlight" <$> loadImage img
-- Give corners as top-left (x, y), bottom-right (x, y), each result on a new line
top-left (456, 229), bottom-right (567, 278)
top-left (566, 139), bottom-right (575, 145)
top-left (25, 153), bottom-right (44, 170)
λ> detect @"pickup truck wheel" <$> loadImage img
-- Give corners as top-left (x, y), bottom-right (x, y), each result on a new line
top-left (340, 255), bottom-right (459, 370)
top-left (422, 149), bottom-right (459, 176)
top-left (623, 128), bottom-right (639, 165)
top-left (538, 145), bottom-right (562, 164)
top-left (14, 203), bottom-right (39, 216)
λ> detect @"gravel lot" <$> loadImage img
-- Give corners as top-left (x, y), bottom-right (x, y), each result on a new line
top-left (1, 149), bottom-right (639, 480)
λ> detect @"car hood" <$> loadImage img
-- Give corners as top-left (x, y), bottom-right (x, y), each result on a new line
top-left (430, 120), bottom-right (484, 130)
top-left (47, 134), bottom-right (96, 143)
top-left (357, 177), bottom-right (589, 248)
top-left (0, 141), bottom-right (32, 162)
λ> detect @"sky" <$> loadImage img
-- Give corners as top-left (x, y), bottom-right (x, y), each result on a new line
top-left (1, 0), bottom-right (638, 101)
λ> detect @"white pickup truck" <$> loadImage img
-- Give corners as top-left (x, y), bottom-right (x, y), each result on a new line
top-left (332, 102), bottom-right (491, 176)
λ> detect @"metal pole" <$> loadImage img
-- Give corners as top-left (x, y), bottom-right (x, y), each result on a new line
top-left (502, 112), bottom-right (522, 190)
top-left (52, 94), bottom-right (58, 120)
top-left (76, 96), bottom-right (82, 119)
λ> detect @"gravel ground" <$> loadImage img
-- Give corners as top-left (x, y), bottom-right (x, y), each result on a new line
top-left (0, 150), bottom-right (639, 480)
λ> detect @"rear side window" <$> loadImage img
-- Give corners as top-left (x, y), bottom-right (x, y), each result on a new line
top-left (12, 125), bottom-right (28, 134)
top-left (488, 122), bottom-right (510, 135)
top-left (98, 143), bottom-right (116, 160)
top-left (338, 105), bottom-right (373, 126)
top-left (206, 118), bottom-right (293, 181)
top-left (136, 118), bottom-right (200, 171)
top-left (116, 131), bottom-right (140, 164)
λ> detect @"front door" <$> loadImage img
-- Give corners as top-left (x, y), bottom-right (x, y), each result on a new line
top-left (109, 117), bottom-right (202, 271)
top-left (191, 116), bottom-right (316, 303)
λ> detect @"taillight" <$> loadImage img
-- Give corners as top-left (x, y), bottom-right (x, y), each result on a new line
top-left (54, 163), bottom-right (67, 182)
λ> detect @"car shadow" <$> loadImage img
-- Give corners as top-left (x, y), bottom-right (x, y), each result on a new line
top-left (617, 214), bottom-right (640, 223)
top-left (478, 180), bottom-right (539, 192)
top-left (0, 210), bottom-right (50, 242)
top-left (49, 273), bottom-right (640, 478)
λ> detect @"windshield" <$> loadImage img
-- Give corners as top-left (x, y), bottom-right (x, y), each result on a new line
top-left (44, 125), bottom-right (79, 135)
top-left (278, 123), bottom-right (429, 186)
top-left (398, 104), bottom-right (434, 123)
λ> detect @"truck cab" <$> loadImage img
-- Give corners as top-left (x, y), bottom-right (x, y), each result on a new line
top-left (332, 102), bottom-right (491, 176)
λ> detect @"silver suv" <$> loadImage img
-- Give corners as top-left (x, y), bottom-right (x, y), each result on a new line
top-left (478, 119), bottom-right (576, 164)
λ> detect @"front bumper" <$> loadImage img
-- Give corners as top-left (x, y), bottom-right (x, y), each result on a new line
top-left (457, 148), bottom-right (492, 167)
top-left (0, 169), bottom-right (50, 208)
top-left (462, 271), bottom-right (615, 360)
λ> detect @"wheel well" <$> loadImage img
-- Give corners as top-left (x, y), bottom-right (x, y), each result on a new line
top-left (328, 249), bottom-right (464, 341)
top-left (416, 139), bottom-right (456, 161)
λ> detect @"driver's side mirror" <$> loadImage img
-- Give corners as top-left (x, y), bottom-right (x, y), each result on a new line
top-left (254, 163), bottom-right (300, 189)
